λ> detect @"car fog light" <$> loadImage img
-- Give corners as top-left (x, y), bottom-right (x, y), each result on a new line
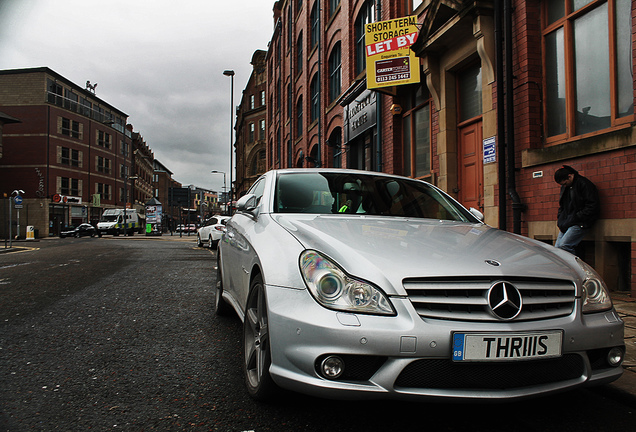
top-left (321, 356), bottom-right (344, 380)
top-left (607, 347), bottom-right (624, 367)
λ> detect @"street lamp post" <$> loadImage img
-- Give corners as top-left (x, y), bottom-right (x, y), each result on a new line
top-left (210, 170), bottom-right (227, 215)
top-left (223, 69), bottom-right (235, 215)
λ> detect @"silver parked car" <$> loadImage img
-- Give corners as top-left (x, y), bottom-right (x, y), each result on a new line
top-left (216, 168), bottom-right (624, 401)
top-left (197, 215), bottom-right (230, 248)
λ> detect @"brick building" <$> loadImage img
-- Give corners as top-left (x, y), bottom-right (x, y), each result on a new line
top-left (234, 50), bottom-right (268, 198)
top-left (152, 159), bottom-right (182, 231)
top-left (0, 67), bottom-right (177, 237)
top-left (259, 0), bottom-right (634, 294)
top-left (410, 0), bottom-right (635, 295)
top-left (131, 130), bottom-right (155, 207)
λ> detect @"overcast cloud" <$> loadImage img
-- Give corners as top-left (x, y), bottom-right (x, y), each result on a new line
top-left (0, 0), bottom-right (274, 192)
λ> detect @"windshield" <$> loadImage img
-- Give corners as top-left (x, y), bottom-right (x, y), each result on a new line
top-left (100, 215), bottom-right (118, 222)
top-left (274, 172), bottom-right (477, 222)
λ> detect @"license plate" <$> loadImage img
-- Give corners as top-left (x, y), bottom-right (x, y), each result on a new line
top-left (452, 331), bottom-right (562, 362)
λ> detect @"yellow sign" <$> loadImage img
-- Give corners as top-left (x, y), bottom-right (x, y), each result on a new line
top-left (365, 16), bottom-right (420, 89)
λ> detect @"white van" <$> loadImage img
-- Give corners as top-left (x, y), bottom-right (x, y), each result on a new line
top-left (97, 209), bottom-right (140, 236)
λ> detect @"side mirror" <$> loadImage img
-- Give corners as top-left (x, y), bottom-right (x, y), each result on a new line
top-left (236, 194), bottom-right (258, 213)
top-left (469, 207), bottom-right (484, 222)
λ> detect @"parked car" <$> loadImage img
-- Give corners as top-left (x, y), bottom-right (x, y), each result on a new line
top-left (60, 223), bottom-right (96, 238)
top-left (197, 215), bottom-right (230, 248)
top-left (216, 168), bottom-right (625, 402)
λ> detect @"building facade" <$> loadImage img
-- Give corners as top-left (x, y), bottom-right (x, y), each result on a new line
top-left (234, 50), bottom-right (268, 198)
top-left (0, 67), bottom-right (137, 236)
top-left (259, 0), bottom-right (635, 295)
top-left (131, 129), bottom-right (155, 207)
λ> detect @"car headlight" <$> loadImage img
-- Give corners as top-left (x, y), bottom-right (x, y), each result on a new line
top-left (576, 257), bottom-right (612, 313)
top-left (300, 250), bottom-right (395, 316)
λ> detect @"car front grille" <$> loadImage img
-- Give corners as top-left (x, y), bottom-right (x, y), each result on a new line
top-left (403, 277), bottom-right (576, 322)
top-left (394, 355), bottom-right (585, 390)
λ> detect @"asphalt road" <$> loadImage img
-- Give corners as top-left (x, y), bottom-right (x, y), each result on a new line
top-left (1, 237), bottom-right (634, 431)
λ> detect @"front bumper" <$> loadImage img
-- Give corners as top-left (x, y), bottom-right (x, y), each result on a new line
top-left (264, 284), bottom-right (624, 401)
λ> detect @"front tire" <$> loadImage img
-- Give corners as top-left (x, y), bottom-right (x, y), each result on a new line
top-left (207, 235), bottom-right (213, 248)
top-left (197, 234), bottom-right (203, 247)
top-left (243, 274), bottom-right (277, 400)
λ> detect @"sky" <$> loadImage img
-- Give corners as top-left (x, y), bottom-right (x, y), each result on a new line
top-left (0, 0), bottom-right (275, 193)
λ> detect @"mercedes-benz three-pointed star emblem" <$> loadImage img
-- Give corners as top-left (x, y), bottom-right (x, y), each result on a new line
top-left (487, 281), bottom-right (523, 320)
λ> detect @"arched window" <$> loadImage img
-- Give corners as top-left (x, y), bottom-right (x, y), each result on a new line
top-left (296, 32), bottom-right (303, 74)
top-left (310, 2), bottom-right (319, 50)
top-left (296, 96), bottom-right (303, 137)
top-left (328, 127), bottom-right (342, 168)
top-left (310, 74), bottom-right (320, 123)
top-left (354, 1), bottom-right (375, 76)
top-left (328, 42), bottom-right (342, 104)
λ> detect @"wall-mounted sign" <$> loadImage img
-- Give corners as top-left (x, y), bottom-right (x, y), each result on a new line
top-left (483, 137), bottom-right (496, 164)
top-left (365, 16), bottom-right (420, 90)
top-left (344, 89), bottom-right (377, 142)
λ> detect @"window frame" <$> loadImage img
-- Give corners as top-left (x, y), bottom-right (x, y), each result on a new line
top-left (310, 2), bottom-right (320, 50)
top-left (402, 87), bottom-right (432, 179)
top-left (310, 74), bottom-right (320, 123)
top-left (541, 0), bottom-right (634, 145)
top-left (328, 42), bottom-right (342, 104)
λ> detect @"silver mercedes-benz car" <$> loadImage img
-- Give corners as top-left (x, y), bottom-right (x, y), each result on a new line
top-left (216, 168), bottom-right (624, 401)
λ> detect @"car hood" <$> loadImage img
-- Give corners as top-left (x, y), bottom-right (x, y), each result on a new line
top-left (272, 214), bottom-right (579, 295)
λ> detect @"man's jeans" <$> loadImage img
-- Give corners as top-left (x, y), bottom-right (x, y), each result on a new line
top-left (555, 225), bottom-right (587, 254)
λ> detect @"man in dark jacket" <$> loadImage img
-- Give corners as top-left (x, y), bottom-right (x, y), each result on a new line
top-left (554, 165), bottom-right (600, 254)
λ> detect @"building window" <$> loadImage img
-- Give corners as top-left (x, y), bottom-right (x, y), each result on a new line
top-left (310, 2), bottom-right (319, 50)
top-left (64, 89), bottom-right (78, 112)
top-left (297, 96), bottom-right (303, 137)
top-left (403, 86), bottom-right (431, 178)
top-left (80, 97), bottom-right (92, 117)
top-left (97, 183), bottom-right (111, 200)
top-left (250, 94), bottom-right (255, 110)
top-left (97, 156), bottom-right (111, 174)
top-left (297, 32), bottom-right (303, 73)
top-left (61, 177), bottom-right (79, 196)
top-left (355, 1), bottom-right (375, 76)
top-left (61, 117), bottom-right (80, 139)
top-left (329, 0), bottom-right (341, 17)
top-left (60, 147), bottom-right (80, 167)
top-left (458, 63), bottom-right (482, 122)
top-left (121, 140), bottom-right (129, 157)
top-left (543, 0), bottom-right (633, 140)
top-left (260, 119), bottom-right (266, 140)
top-left (329, 128), bottom-right (342, 168)
top-left (310, 74), bottom-right (320, 123)
top-left (328, 42), bottom-right (342, 104)
top-left (47, 79), bottom-right (63, 105)
top-left (287, 82), bottom-right (292, 119)
top-left (98, 130), bottom-right (111, 149)
top-left (249, 122), bottom-right (255, 143)
top-left (260, 90), bottom-right (266, 107)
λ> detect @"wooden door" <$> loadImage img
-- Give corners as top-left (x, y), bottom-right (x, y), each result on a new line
top-left (458, 121), bottom-right (483, 211)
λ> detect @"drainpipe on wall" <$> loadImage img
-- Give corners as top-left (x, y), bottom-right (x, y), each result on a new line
top-left (505, 0), bottom-right (524, 234)
top-left (495, 0), bottom-right (506, 230)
